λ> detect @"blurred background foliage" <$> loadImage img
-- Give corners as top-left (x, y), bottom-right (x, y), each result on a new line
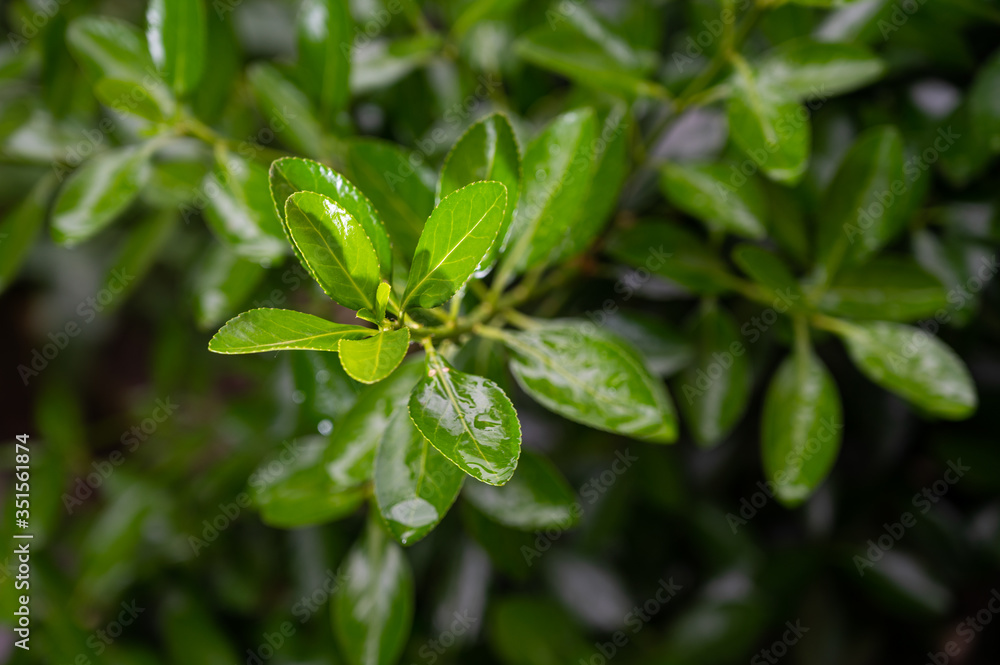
top-left (2, 0), bottom-right (1000, 664)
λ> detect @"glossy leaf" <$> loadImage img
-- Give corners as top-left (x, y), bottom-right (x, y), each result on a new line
top-left (51, 147), bottom-right (150, 247)
top-left (203, 151), bottom-right (287, 264)
top-left (333, 518), bottom-right (414, 665)
top-left (270, 157), bottom-right (393, 279)
top-left (464, 451), bottom-right (577, 531)
top-left (246, 63), bottom-right (324, 159)
top-left (836, 321), bottom-right (977, 419)
top-left (296, 0), bottom-right (351, 118)
top-left (757, 39), bottom-right (885, 100)
top-left (660, 163), bottom-right (767, 239)
top-left (727, 64), bottom-right (811, 184)
top-left (339, 328), bottom-right (411, 384)
top-left (401, 181), bottom-right (508, 310)
top-left (0, 175), bottom-right (56, 293)
top-left (500, 109), bottom-right (597, 276)
top-left (252, 437), bottom-right (366, 527)
top-left (408, 353), bottom-right (522, 486)
top-left (501, 321), bottom-right (677, 443)
top-left (437, 113), bottom-right (521, 271)
top-left (373, 410), bottom-right (465, 545)
top-left (674, 307), bottom-right (751, 446)
top-left (66, 16), bottom-right (155, 83)
top-left (284, 191), bottom-right (382, 311)
top-left (731, 244), bottom-right (801, 297)
top-left (147, 0), bottom-right (206, 96)
top-left (818, 256), bottom-right (948, 321)
top-left (346, 139), bottom-right (436, 259)
top-left (325, 360), bottom-right (424, 488)
top-left (815, 126), bottom-right (906, 279)
top-left (208, 308), bottom-right (373, 354)
top-left (607, 222), bottom-right (738, 294)
top-left (761, 351), bottom-right (843, 507)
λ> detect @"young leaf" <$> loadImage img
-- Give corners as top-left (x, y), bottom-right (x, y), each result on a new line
top-left (463, 451), bottom-right (578, 531)
top-left (731, 244), bottom-right (801, 298)
top-left (499, 109), bottom-right (597, 277)
top-left (373, 411), bottom-right (465, 546)
top-left (500, 321), bottom-right (677, 443)
top-left (408, 352), bottom-right (521, 486)
top-left (0, 175), bottom-right (56, 294)
top-left (347, 139), bottom-right (436, 258)
top-left (401, 181), bottom-right (508, 311)
top-left (756, 39), bottom-right (885, 101)
top-left (375, 282), bottom-right (391, 321)
top-left (208, 309), bottom-right (373, 354)
top-left (51, 146), bottom-right (150, 247)
top-left (338, 328), bottom-right (410, 384)
top-left (674, 307), bottom-right (751, 446)
top-left (835, 321), bottom-right (977, 419)
top-left (203, 151), bottom-right (286, 264)
top-left (761, 351), bottom-right (842, 507)
top-left (252, 437), bottom-right (366, 527)
top-left (284, 191), bottom-right (382, 311)
top-left (815, 126), bottom-right (905, 279)
top-left (727, 63), bottom-right (811, 184)
top-left (660, 163), bottom-right (767, 239)
top-left (269, 157), bottom-right (393, 280)
top-left (146, 0), bottom-right (206, 96)
top-left (325, 360), bottom-right (424, 489)
top-left (333, 518), bottom-right (414, 665)
top-left (606, 222), bottom-right (738, 294)
top-left (437, 113), bottom-right (521, 271)
top-left (296, 0), bottom-right (352, 119)
top-left (817, 256), bottom-right (948, 321)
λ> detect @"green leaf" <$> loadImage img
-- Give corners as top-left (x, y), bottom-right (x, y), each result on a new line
top-left (350, 34), bottom-right (443, 96)
top-left (66, 16), bottom-right (155, 83)
top-left (513, 6), bottom-right (660, 99)
top-left (402, 181), bottom-right (508, 310)
top-left (437, 113), bottom-right (521, 272)
top-left (489, 596), bottom-right (594, 665)
top-left (246, 63), bottom-right (324, 159)
top-left (269, 157), bottom-right (393, 280)
top-left (817, 256), bottom-right (948, 321)
top-left (373, 410), bottom-right (465, 545)
top-left (208, 308), bottom-right (373, 354)
top-left (660, 163), bottom-right (767, 239)
top-left (346, 139), bottom-right (436, 260)
top-left (333, 518), bottom-right (414, 665)
top-left (325, 359), bottom-right (423, 489)
top-left (375, 282), bottom-right (391, 321)
top-left (51, 146), bottom-right (150, 247)
top-left (0, 175), bottom-right (56, 294)
top-left (499, 108), bottom-right (597, 277)
top-left (252, 437), bottom-right (366, 527)
top-left (92, 77), bottom-right (168, 121)
top-left (603, 312), bottom-right (694, 378)
top-left (969, 48), bottom-right (1000, 153)
top-left (835, 321), bottom-right (977, 419)
top-left (146, 0), bottom-right (206, 96)
top-left (339, 328), bottom-right (410, 384)
top-left (192, 245), bottom-right (268, 330)
top-left (731, 244), bottom-right (801, 298)
top-left (727, 63), bottom-right (811, 184)
top-left (756, 39), bottom-right (885, 101)
top-left (284, 191), bottom-right (382, 311)
top-left (296, 0), bottom-right (351, 119)
top-left (203, 151), bottom-right (287, 264)
top-left (463, 451), bottom-right (578, 531)
top-left (674, 307), bottom-right (751, 446)
top-left (100, 209), bottom-right (177, 310)
top-left (408, 352), bottom-right (521, 486)
top-left (606, 222), bottom-right (737, 294)
top-left (501, 321), bottom-right (677, 443)
top-left (761, 350), bottom-right (843, 507)
top-left (815, 126), bottom-right (906, 279)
